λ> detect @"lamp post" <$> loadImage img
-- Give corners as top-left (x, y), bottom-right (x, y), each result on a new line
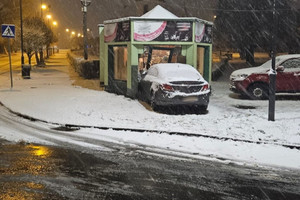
top-left (19, 0), bottom-right (24, 65)
top-left (81, 0), bottom-right (91, 60)
top-left (268, 0), bottom-right (277, 121)
top-left (46, 14), bottom-right (52, 25)
top-left (41, 4), bottom-right (47, 18)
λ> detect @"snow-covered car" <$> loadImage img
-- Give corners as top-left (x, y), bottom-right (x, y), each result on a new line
top-left (138, 63), bottom-right (211, 110)
top-left (230, 54), bottom-right (300, 99)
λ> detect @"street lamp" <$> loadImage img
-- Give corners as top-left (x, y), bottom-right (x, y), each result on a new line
top-left (46, 14), bottom-right (52, 19)
top-left (81, 0), bottom-right (91, 60)
top-left (53, 21), bottom-right (57, 26)
top-left (66, 28), bottom-right (70, 32)
top-left (41, 4), bottom-right (47, 18)
top-left (46, 14), bottom-right (52, 25)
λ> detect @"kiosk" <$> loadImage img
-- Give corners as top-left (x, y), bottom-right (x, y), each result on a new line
top-left (99, 5), bottom-right (213, 98)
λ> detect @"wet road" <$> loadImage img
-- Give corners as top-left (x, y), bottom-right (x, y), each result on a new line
top-left (1, 138), bottom-right (300, 200)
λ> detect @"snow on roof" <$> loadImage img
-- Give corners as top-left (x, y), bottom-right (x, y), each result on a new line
top-left (103, 5), bottom-right (213, 25)
top-left (141, 5), bottom-right (178, 19)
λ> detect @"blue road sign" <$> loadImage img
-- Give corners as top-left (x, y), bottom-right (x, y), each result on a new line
top-left (1, 24), bottom-right (15, 38)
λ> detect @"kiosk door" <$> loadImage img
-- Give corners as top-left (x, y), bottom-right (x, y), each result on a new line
top-left (197, 46), bottom-right (210, 81)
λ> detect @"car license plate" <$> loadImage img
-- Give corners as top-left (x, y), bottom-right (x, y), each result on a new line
top-left (183, 96), bottom-right (198, 102)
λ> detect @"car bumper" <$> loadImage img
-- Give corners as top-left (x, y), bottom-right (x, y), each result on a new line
top-left (230, 83), bottom-right (239, 93)
top-left (153, 91), bottom-right (210, 106)
top-left (230, 81), bottom-right (247, 94)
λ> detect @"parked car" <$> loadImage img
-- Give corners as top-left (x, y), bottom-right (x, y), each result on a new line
top-left (230, 54), bottom-right (300, 99)
top-left (138, 63), bottom-right (211, 110)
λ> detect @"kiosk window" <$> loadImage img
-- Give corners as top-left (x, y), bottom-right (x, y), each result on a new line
top-left (142, 46), bottom-right (185, 69)
top-left (113, 46), bottom-right (127, 81)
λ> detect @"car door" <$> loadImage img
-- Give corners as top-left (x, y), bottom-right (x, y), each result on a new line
top-left (276, 58), bottom-right (300, 92)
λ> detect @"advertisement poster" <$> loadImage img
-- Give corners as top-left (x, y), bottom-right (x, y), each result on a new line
top-left (134, 21), bottom-right (192, 42)
top-left (195, 22), bottom-right (212, 44)
top-left (104, 21), bottom-right (130, 42)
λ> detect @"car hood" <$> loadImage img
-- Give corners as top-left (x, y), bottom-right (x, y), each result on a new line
top-left (230, 66), bottom-right (268, 76)
top-left (144, 74), bottom-right (206, 84)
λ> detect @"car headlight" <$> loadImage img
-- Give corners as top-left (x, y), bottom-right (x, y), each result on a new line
top-left (231, 74), bottom-right (248, 81)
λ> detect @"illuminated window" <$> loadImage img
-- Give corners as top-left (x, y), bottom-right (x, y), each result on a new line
top-left (113, 46), bottom-right (127, 81)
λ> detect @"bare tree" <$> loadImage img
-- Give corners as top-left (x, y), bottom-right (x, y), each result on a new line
top-left (0, 0), bottom-right (38, 54)
top-left (22, 17), bottom-right (55, 65)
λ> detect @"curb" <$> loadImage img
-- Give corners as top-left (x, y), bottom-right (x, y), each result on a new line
top-left (1, 102), bottom-right (299, 151)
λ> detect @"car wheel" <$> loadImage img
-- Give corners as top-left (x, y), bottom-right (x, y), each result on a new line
top-left (247, 83), bottom-right (269, 100)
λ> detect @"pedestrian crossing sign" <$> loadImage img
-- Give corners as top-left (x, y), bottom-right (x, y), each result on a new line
top-left (1, 24), bottom-right (15, 38)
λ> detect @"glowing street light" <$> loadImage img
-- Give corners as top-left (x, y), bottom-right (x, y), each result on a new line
top-left (41, 4), bottom-right (47, 10)
top-left (53, 21), bottom-right (57, 26)
top-left (46, 14), bottom-right (52, 25)
top-left (41, 3), bottom-right (47, 18)
top-left (77, 33), bottom-right (81, 37)
top-left (66, 28), bottom-right (70, 32)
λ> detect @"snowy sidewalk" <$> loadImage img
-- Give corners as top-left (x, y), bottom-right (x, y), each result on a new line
top-left (0, 50), bottom-right (300, 169)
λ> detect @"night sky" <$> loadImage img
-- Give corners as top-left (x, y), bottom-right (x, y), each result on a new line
top-left (41, 0), bottom-right (217, 38)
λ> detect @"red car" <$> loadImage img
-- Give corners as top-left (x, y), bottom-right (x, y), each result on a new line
top-left (230, 54), bottom-right (300, 99)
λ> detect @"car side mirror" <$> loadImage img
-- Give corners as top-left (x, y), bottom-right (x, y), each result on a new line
top-left (140, 70), bottom-right (147, 78)
top-left (276, 65), bottom-right (284, 72)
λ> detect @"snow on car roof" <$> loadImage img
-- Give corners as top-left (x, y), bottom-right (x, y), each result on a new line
top-left (276, 54), bottom-right (300, 60)
top-left (260, 54), bottom-right (300, 68)
top-left (151, 63), bottom-right (204, 82)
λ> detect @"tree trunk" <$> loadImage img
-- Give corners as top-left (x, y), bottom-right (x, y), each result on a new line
top-left (46, 45), bottom-right (49, 58)
top-left (29, 55), bottom-right (33, 65)
top-left (35, 51), bottom-right (40, 65)
top-left (39, 49), bottom-right (45, 66)
top-left (27, 52), bottom-right (32, 65)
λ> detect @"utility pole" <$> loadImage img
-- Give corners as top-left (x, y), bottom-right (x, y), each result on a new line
top-left (81, 0), bottom-right (91, 60)
top-left (19, 0), bottom-right (24, 65)
top-left (268, 0), bottom-right (277, 121)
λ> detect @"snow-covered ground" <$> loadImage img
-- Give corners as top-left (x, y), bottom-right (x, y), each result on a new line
top-left (0, 51), bottom-right (299, 169)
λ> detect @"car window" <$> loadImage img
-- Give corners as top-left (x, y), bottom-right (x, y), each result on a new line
top-left (281, 58), bottom-right (300, 69)
top-left (147, 67), bottom-right (158, 77)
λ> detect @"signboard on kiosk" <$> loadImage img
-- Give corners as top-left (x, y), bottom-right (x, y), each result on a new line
top-left (133, 21), bottom-right (193, 42)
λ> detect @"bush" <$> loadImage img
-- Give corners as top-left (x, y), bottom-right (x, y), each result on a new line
top-left (67, 52), bottom-right (99, 79)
